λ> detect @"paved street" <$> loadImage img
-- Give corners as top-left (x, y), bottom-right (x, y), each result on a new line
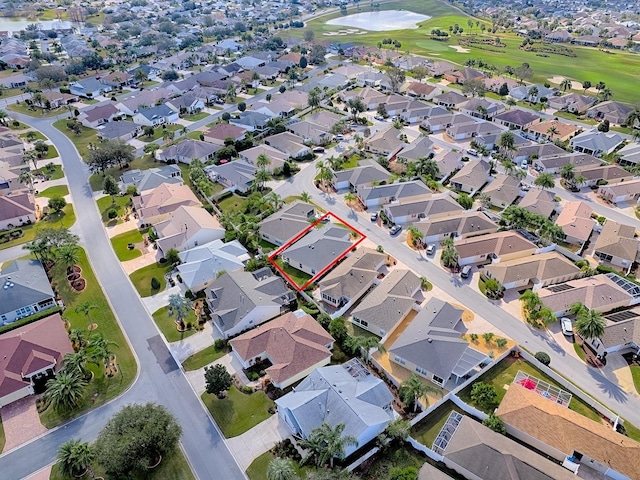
top-left (0, 115), bottom-right (246, 480)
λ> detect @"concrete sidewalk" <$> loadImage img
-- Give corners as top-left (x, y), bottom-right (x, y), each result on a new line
top-left (227, 415), bottom-right (292, 470)
top-left (141, 283), bottom-right (184, 314)
top-left (170, 321), bottom-right (223, 362)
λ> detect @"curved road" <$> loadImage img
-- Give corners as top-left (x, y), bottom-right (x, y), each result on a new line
top-left (0, 115), bottom-right (246, 480)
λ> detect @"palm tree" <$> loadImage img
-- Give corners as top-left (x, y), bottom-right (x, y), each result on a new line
top-left (267, 457), bottom-right (298, 480)
top-left (75, 302), bottom-right (98, 330)
top-left (441, 245), bottom-right (459, 269)
top-left (575, 308), bottom-right (606, 341)
top-left (399, 374), bottom-right (440, 412)
top-left (168, 293), bottom-right (193, 327)
top-left (520, 290), bottom-right (542, 315)
top-left (254, 169), bottom-right (271, 191)
top-left (346, 98), bottom-right (365, 121)
top-left (23, 150), bottom-right (39, 170)
top-left (625, 108), bottom-right (640, 132)
top-left (569, 302), bottom-right (587, 316)
top-left (534, 172), bottom-right (555, 190)
top-left (415, 156), bottom-right (439, 179)
top-left (560, 78), bottom-right (572, 92)
top-left (559, 163), bottom-right (575, 184)
top-left (300, 191), bottom-right (312, 202)
top-left (574, 174), bottom-right (586, 188)
top-left (45, 371), bottom-right (87, 411)
top-left (0, 108), bottom-right (9, 127)
top-left (344, 192), bottom-right (357, 209)
top-left (345, 335), bottom-right (386, 360)
top-left (546, 124), bottom-right (559, 139)
top-left (256, 153), bottom-right (271, 169)
top-left (477, 192), bottom-right (492, 209)
top-left (57, 244), bottom-right (79, 271)
top-left (162, 129), bottom-right (174, 143)
top-left (308, 87), bottom-right (321, 111)
top-left (57, 439), bottom-right (95, 478)
top-left (598, 87), bottom-right (613, 102)
top-left (406, 225), bottom-right (424, 248)
top-left (23, 237), bottom-right (49, 262)
top-left (68, 329), bottom-right (87, 352)
top-left (299, 422), bottom-right (358, 468)
top-left (265, 192), bottom-right (283, 211)
top-left (63, 349), bottom-right (90, 380)
top-left (87, 334), bottom-right (118, 369)
top-left (18, 170), bottom-right (34, 191)
top-left (315, 161), bottom-right (334, 190)
top-left (498, 131), bottom-right (516, 156)
top-left (527, 85), bottom-right (539, 104)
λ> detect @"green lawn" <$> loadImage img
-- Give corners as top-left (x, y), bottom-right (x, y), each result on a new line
top-left (19, 130), bottom-right (47, 141)
top-left (7, 102), bottom-right (61, 118)
top-left (246, 451), bottom-right (313, 480)
top-left (217, 194), bottom-right (250, 214)
top-left (152, 306), bottom-right (197, 343)
top-left (42, 144), bottom-right (60, 159)
top-left (139, 124), bottom-right (183, 143)
top-left (182, 344), bottom-right (228, 371)
top-left (201, 387), bottom-right (274, 438)
top-left (8, 120), bottom-right (30, 130)
top-left (573, 342), bottom-right (588, 363)
top-left (183, 112), bottom-right (209, 122)
top-left (411, 400), bottom-right (466, 448)
top-left (457, 357), bottom-right (601, 422)
top-left (129, 261), bottom-right (172, 297)
top-left (258, 238), bottom-right (277, 253)
top-left (630, 364), bottom-right (640, 395)
top-left (35, 164), bottom-right (64, 180)
top-left (49, 445), bottom-right (195, 480)
top-left (89, 155), bottom-right (160, 191)
top-left (301, 0), bottom-right (640, 104)
top-left (0, 204), bottom-right (76, 250)
top-left (273, 258), bottom-right (312, 287)
top-left (0, 417), bottom-right (4, 454)
top-left (53, 119), bottom-right (98, 159)
top-left (96, 195), bottom-right (132, 225)
top-left (186, 130), bottom-right (205, 140)
top-left (358, 442), bottom-right (426, 480)
top-left (37, 185), bottom-right (69, 198)
top-left (110, 229), bottom-right (144, 261)
top-left (38, 248), bottom-right (136, 428)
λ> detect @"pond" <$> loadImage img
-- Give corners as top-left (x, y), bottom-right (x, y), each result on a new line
top-left (326, 10), bottom-right (430, 32)
top-left (0, 17), bottom-right (75, 34)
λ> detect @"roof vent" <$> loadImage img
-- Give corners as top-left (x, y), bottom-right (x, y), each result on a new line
top-left (427, 338), bottom-right (432, 343)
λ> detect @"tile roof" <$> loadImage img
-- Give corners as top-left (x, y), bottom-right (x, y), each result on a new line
top-left (555, 201), bottom-right (595, 243)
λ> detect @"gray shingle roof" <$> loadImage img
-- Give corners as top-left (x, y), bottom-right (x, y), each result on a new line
top-left (1, 260), bottom-right (55, 317)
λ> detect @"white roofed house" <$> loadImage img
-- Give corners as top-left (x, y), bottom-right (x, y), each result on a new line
top-left (275, 359), bottom-right (395, 458)
top-left (154, 206), bottom-right (225, 255)
top-left (158, 139), bottom-right (220, 164)
top-left (77, 103), bottom-right (119, 129)
top-left (239, 144), bottom-right (288, 171)
top-left (331, 161), bottom-right (392, 192)
top-left (0, 260), bottom-right (56, 325)
top-left (205, 161), bottom-right (257, 194)
top-left (357, 180), bottom-right (432, 210)
top-left (132, 104), bottom-right (180, 127)
top-left (0, 191), bottom-right (36, 231)
top-left (259, 201), bottom-right (316, 246)
top-left (570, 129), bottom-right (625, 157)
top-left (454, 231), bottom-right (537, 267)
top-left (599, 179), bottom-right (640, 205)
top-left (555, 201), bottom-right (595, 245)
top-left (594, 220), bottom-right (640, 271)
top-left (383, 194), bottom-right (462, 226)
top-left (264, 132), bottom-right (311, 159)
top-left (365, 127), bottom-right (405, 159)
top-left (414, 211), bottom-right (498, 244)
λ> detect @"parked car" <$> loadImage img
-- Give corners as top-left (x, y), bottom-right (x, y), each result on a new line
top-left (521, 159), bottom-right (528, 169)
top-left (561, 317), bottom-right (573, 336)
top-left (460, 265), bottom-right (472, 278)
top-left (389, 225), bottom-right (402, 236)
top-left (313, 147), bottom-right (325, 153)
top-left (426, 244), bottom-right (436, 256)
top-left (467, 148), bottom-right (479, 157)
top-left (370, 212), bottom-right (378, 221)
top-left (374, 115), bottom-right (385, 121)
top-left (521, 183), bottom-right (531, 191)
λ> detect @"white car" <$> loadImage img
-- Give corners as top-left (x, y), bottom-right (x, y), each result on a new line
top-left (426, 244), bottom-right (436, 256)
top-left (561, 317), bottom-right (573, 336)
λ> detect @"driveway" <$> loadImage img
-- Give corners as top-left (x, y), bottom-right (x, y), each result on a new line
top-left (227, 415), bottom-right (292, 470)
top-left (1, 397), bottom-right (47, 452)
top-left (170, 321), bottom-right (223, 363)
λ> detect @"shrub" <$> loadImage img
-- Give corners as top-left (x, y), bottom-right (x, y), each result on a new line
top-left (483, 413), bottom-right (506, 434)
top-left (107, 208), bottom-right (117, 219)
top-left (470, 381), bottom-right (498, 410)
top-left (534, 351), bottom-right (551, 366)
top-left (150, 277), bottom-right (161, 290)
top-left (214, 339), bottom-right (227, 351)
top-left (185, 289), bottom-right (194, 299)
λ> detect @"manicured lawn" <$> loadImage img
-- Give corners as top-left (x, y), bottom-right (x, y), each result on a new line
top-left (411, 400), bottom-right (466, 448)
top-left (217, 194), bottom-right (249, 214)
top-left (37, 185), bottom-right (69, 198)
top-left (129, 261), bottom-right (173, 297)
top-left (201, 387), bottom-right (274, 438)
top-left (49, 445), bottom-right (195, 480)
top-left (42, 144), bottom-right (59, 159)
top-left (258, 238), bottom-right (277, 253)
top-left (0, 417), bottom-right (4, 454)
top-left (38, 248), bottom-right (136, 428)
top-left (273, 258), bottom-right (312, 287)
top-left (35, 164), bottom-right (64, 180)
top-left (0, 204), bottom-right (76, 250)
top-left (89, 156), bottom-right (160, 191)
top-left (96, 195), bottom-right (132, 225)
top-left (7, 102), bottom-right (61, 117)
top-left (111, 229), bottom-right (144, 261)
top-left (183, 111), bottom-right (209, 121)
top-left (8, 120), bottom-right (30, 130)
top-left (186, 130), bottom-right (205, 140)
top-left (19, 130), bottom-right (47, 141)
top-left (342, 154), bottom-right (360, 169)
top-left (246, 451), bottom-right (313, 480)
top-left (53, 119), bottom-right (98, 159)
top-left (630, 364), bottom-right (640, 395)
top-left (139, 124), bottom-right (183, 143)
top-left (573, 342), bottom-right (587, 363)
top-left (152, 306), bottom-right (197, 343)
top-left (182, 344), bottom-right (228, 371)
top-left (457, 357), bottom-right (601, 422)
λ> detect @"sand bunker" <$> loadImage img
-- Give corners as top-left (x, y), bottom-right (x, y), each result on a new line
top-left (548, 76), bottom-right (598, 94)
top-left (449, 45), bottom-right (470, 53)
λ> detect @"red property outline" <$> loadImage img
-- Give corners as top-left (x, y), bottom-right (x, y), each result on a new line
top-left (268, 211), bottom-right (366, 291)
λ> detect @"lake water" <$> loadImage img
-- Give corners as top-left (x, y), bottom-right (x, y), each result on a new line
top-left (0, 17), bottom-right (74, 34)
top-left (326, 10), bottom-right (430, 31)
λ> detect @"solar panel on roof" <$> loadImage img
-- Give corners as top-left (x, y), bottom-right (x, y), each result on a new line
top-left (605, 310), bottom-right (640, 323)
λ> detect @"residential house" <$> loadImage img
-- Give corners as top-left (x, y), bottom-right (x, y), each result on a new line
top-left (42, 91), bottom-right (78, 108)
top-left (206, 268), bottom-right (295, 338)
top-left (177, 239), bottom-right (250, 292)
top-left (318, 248), bottom-right (386, 310)
top-left (119, 165), bottom-right (182, 192)
top-left (128, 64), bottom-right (162, 80)
top-left (389, 298), bottom-right (489, 386)
top-left (444, 67), bottom-right (484, 85)
top-left (555, 201), bottom-right (595, 245)
top-left (0, 191), bottom-right (35, 231)
top-left (545, 30), bottom-right (574, 42)
top-left (574, 164), bottom-right (632, 188)
top-left (230, 310), bottom-right (334, 389)
top-left (394, 137), bottom-right (434, 164)
top-left (494, 109), bottom-right (541, 130)
top-left (599, 179), bottom-right (640, 204)
top-left (115, 87), bottom-right (172, 116)
top-left (77, 103), bottom-right (119, 129)
top-left (132, 182), bottom-right (200, 227)
top-left (280, 225), bottom-right (353, 278)
top-left (446, 119), bottom-right (504, 141)
top-left (539, 273), bottom-right (634, 317)
top-left (434, 151), bottom-right (463, 180)
top-left (399, 100), bottom-right (435, 124)
top-left (479, 174), bottom-right (520, 209)
top-left (253, 98), bottom-right (296, 119)
top-left (99, 72), bottom-right (133, 88)
top-left (594, 220), bottom-right (640, 270)
top-left (264, 132), bottom-right (310, 159)
top-left (454, 231), bottom-right (537, 267)
top-left (239, 145), bottom-right (287, 171)
top-left (365, 127), bottom-right (405, 158)
top-left (0, 313), bottom-right (73, 408)
top-left (203, 124), bottom-right (247, 146)
top-left (340, 86), bottom-right (387, 111)
top-left (415, 211), bottom-right (498, 244)
top-left (458, 98), bottom-right (505, 120)
top-left (436, 414), bottom-right (577, 480)
top-left (383, 194), bottom-right (462, 225)
top-left (405, 82), bottom-right (440, 100)
top-left (483, 76), bottom-right (518, 94)
top-left (158, 139), bottom-right (219, 164)
top-left (166, 93), bottom-right (205, 115)
top-left (548, 93), bottom-right (596, 115)
top-left (587, 100), bottom-right (633, 125)
top-left (449, 159), bottom-right (490, 195)
top-left (69, 77), bottom-right (111, 98)
top-left (570, 129), bottom-right (625, 157)
top-left (332, 162), bottom-right (391, 192)
top-left (531, 153), bottom-right (602, 175)
top-left (496, 383), bottom-right (640, 480)
top-left (618, 143), bottom-right (640, 168)
top-left (154, 205), bottom-right (225, 254)
top-left (357, 180), bottom-right (432, 209)
top-left (528, 120), bottom-right (580, 142)
top-left (230, 111), bottom-right (271, 133)
top-left (132, 104), bottom-right (179, 127)
top-left (288, 120), bottom-right (331, 146)
top-left (508, 84), bottom-right (557, 103)
top-left (484, 251), bottom-right (582, 291)
top-left (434, 91), bottom-right (467, 109)
top-left (514, 143), bottom-right (568, 165)
top-left (276, 359), bottom-right (395, 458)
top-left (97, 121), bottom-right (140, 142)
top-left (259, 201), bottom-right (316, 246)
top-left (0, 260), bottom-right (56, 325)
top-left (351, 269), bottom-right (421, 339)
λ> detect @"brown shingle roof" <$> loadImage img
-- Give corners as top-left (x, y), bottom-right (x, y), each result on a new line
top-left (594, 219), bottom-right (639, 262)
top-left (538, 274), bottom-right (632, 313)
top-left (455, 231), bottom-right (536, 260)
top-left (497, 383), bottom-right (640, 480)
top-left (485, 252), bottom-right (580, 286)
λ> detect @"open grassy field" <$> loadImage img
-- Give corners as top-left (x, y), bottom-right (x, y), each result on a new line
top-left (302, 0), bottom-right (640, 103)
top-left (201, 387), bottom-right (274, 438)
top-left (96, 195), bottom-right (132, 225)
top-left (53, 119), bottom-right (98, 160)
top-left (38, 248), bottom-right (136, 428)
top-left (35, 164), bottom-right (64, 180)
